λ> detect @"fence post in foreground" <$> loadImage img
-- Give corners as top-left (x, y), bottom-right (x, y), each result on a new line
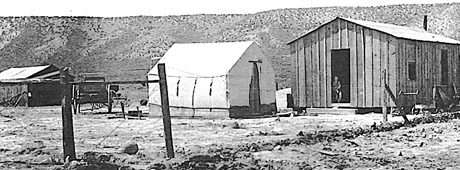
top-left (157, 63), bottom-right (174, 158)
top-left (60, 67), bottom-right (76, 161)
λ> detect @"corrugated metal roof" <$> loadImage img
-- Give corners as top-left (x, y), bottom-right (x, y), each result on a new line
top-left (148, 41), bottom-right (254, 77)
top-left (0, 65), bottom-right (52, 80)
top-left (288, 17), bottom-right (460, 45)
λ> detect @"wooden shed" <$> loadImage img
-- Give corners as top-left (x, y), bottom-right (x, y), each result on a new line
top-left (0, 65), bottom-right (65, 107)
top-left (288, 17), bottom-right (460, 110)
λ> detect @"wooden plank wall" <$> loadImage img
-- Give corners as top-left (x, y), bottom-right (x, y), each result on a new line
top-left (319, 27), bottom-right (326, 107)
top-left (380, 33), bottom-right (388, 107)
top-left (312, 31), bottom-right (319, 107)
top-left (372, 30), bottom-right (381, 107)
top-left (338, 19), bottom-right (346, 106)
top-left (304, 37), bottom-right (313, 107)
top-left (290, 18), bottom-right (460, 108)
top-left (364, 29), bottom-right (373, 106)
top-left (388, 37), bottom-right (398, 106)
top-left (0, 84), bottom-right (28, 105)
top-left (348, 23), bottom-right (357, 106)
top-left (298, 38), bottom-right (306, 107)
top-left (356, 26), bottom-right (365, 107)
top-left (396, 40), bottom-right (460, 105)
top-left (457, 45), bottom-right (460, 87)
top-left (290, 44), bottom-right (298, 108)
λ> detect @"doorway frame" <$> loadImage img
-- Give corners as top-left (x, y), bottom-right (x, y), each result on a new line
top-left (330, 48), bottom-right (351, 104)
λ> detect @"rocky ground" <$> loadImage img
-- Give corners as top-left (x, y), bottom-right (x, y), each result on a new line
top-left (1, 106), bottom-right (460, 169)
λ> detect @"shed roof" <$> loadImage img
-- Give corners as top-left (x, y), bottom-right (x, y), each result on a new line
top-left (0, 65), bottom-right (56, 80)
top-left (149, 41), bottom-right (255, 77)
top-left (288, 17), bottom-right (460, 45)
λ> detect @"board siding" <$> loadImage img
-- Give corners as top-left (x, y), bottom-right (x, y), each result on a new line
top-left (312, 32), bottom-right (320, 107)
top-left (340, 19), bottom-right (349, 48)
top-left (372, 30), bottom-right (381, 107)
top-left (290, 44), bottom-right (298, 108)
top-left (289, 18), bottom-right (460, 109)
top-left (380, 33), bottom-right (388, 107)
top-left (417, 42), bottom-right (423, 102)
top-left (304, 37), bottom-right (313, 107)
top-left (364, 28), bottom-right (373, 107)
top-left (356, 26), bottom-right (365, 107)
top-left (319, 26), bottom-right (326, 107)
top-left (348, 22), bottom-right (357, 107)
top-left (325, 23), bottom-right (331, 107)
top-left (388, 37), bottom-right (397, 106)
top-left (298, 37), bottom-right (306, 107)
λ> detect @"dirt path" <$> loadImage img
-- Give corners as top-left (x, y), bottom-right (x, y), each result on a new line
top-left (250, 119), bottom-right (460, 169)
top-left (1, 107), bottom-right (459, 169)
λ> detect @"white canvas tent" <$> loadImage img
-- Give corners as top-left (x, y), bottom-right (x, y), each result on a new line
top-left (148, 41), bottom-right (276, 118)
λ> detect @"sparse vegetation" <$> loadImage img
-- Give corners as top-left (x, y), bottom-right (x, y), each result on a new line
top-left (0, 3), bottom-right (458, 88)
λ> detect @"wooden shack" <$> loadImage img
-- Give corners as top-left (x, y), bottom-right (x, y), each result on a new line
top-left (288, 17), bottom-right (460, 110)
top-left (0, 65), bottom-right (66, 107)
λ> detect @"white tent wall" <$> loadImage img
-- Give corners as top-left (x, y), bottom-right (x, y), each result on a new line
top-left (147, 41), bottom-right (276, 118)
top-left (227, 43), bottom-right (276, 117)
top-left (192, 76), bottom-right (228, 109)
top-left (148, 74), bottom-right (230, 118)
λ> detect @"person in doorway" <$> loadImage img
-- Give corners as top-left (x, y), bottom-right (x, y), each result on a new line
top-left (333, 76), bottom-right (342, 103)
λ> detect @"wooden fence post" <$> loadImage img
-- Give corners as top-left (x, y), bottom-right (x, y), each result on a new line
top-left (157, 63), bottom-right (174, 158)
top-left (60, 68), bottom-right (76, 160)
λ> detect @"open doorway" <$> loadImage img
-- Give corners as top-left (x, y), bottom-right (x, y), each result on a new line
top-left (331, 49), bottom-right (350, 103)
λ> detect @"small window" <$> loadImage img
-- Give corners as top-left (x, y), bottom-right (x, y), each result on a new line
top-left (408, 61), bottom-right (416, 81)
top-left (441, 50), bottom-right (448, 85)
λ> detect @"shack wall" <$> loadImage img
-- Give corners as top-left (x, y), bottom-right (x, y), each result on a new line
top-left (290, 18), bottom-right (460, 109)
top-left (0, 83), bottom-right (28, 106)
top-left (395, 40), bottom-right (460, 105)
top-left (28, 82), bottom-right (62, 106)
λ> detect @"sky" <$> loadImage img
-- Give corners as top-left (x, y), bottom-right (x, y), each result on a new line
top-left (0, 0), bottom-right (459, 17)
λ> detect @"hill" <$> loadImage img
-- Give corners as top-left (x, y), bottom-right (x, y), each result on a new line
top-left (0, 3), bottom-right (459, 88)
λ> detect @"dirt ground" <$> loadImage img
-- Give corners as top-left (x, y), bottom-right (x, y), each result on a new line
top-left (1, 106), bottom-right (460, 169)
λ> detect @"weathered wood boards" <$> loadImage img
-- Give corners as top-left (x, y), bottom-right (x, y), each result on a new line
top-left (298, 40), bottom-right (306, 107)
top-left (364, 29), bottom-right (373, 106)
top-left (348, 23), bottom-right (357, 107)
top-left (289, 18), bottom-right (460, 109)
top-left (356, 26), bottom-right (365, 107)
